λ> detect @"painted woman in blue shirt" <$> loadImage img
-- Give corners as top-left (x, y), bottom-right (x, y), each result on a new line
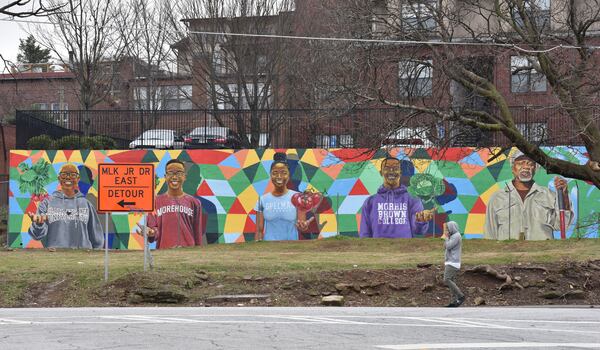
top-left (255, 153), bottom-right (308, 241)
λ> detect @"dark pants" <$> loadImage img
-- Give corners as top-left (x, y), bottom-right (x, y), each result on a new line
top-left (444, 265), bottom-right (464, 301)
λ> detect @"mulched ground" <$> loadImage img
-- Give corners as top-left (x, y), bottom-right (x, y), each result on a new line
top-left (13, 259), bottom-right (600, 308)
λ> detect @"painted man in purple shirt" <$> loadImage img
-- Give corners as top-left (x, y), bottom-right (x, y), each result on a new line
top-left (360, 157), bottom-right (435, 238)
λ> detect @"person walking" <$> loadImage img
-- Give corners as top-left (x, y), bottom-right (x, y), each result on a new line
top-left (442, 221), bottom-right (465, 307)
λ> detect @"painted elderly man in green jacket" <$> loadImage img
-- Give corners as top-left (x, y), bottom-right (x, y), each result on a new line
top-left (484, 151), bottom-right (572, 240)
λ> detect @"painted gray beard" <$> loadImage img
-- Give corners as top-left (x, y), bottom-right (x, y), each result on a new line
top-left (517, 174), bottom-right (533, 182)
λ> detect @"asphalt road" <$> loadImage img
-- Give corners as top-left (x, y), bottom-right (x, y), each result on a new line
top-left (1, 307), bottom-right (599, 349)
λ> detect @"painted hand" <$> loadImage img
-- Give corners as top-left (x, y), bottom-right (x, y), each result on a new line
top-left (27, 212), bottom-right (48, 225)
top-left (135, 224), bottom-right (156, 237)
top-left (296, 217), bottom-right (314, 232)
top-left (415, 209), bottom-right (435, 222)
top-left (554, 176), bottom-right (568, 193)
top-left (554, 176), bottom-right (570, 209)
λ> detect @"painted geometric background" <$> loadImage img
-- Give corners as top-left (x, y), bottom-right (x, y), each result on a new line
top-left (8, 147), bottom-right (599, 249)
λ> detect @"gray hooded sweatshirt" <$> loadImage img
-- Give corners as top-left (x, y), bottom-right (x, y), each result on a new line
top-left (28, 190), bottom-right (104, 249)
top-left (444, 221), bottom-right (462, 269)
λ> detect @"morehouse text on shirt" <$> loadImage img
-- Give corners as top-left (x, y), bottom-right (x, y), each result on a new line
top-left (156, 204), bottom-right (194, 217)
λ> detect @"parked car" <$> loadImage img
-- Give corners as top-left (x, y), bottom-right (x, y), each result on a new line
top-left (129, 129), bottom-right (184, 149)
top-left (381, 127), bottom-right (434, 148)
top-left (183, 126), bottom-right (241, 149)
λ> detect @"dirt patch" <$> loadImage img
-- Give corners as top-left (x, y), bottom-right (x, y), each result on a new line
top-left (20, 276), bottom-right (73, 307)
top-left (8, 260), bottom-right (600, 307)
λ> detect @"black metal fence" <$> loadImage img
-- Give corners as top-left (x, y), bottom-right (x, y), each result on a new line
top-left (0, 174), bottom-right (7, 239)
top-left (15, 107), bottom-right (594, 149)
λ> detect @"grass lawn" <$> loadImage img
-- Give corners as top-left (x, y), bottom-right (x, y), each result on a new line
top-left (1, 237), bottom-right (599, 307)
top-left (2, 237), bottom-right (599, 276)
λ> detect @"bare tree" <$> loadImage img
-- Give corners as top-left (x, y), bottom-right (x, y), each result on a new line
top-left (314, 0), bottom-right (600, 188)
top-left (35, 0), bottom-right (124, 133)
top-left (116, 0), bottom-right (178, 128)
top-left (166, 0), bottom-right (297, 148)
top-left (0, 0), bottom-right (64, 17)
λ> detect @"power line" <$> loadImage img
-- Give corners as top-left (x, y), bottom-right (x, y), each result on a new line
top-left (0, 16), bottom-right (597, 54)
top-left (188, 30), bottom-right (584, 54)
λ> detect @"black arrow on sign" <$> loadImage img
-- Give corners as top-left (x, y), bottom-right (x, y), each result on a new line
top-left (117, 199), bottom-right (136, 208)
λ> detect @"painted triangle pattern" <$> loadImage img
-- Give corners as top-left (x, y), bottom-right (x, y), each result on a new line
top-left (7, 147), bottom-right (599, 248)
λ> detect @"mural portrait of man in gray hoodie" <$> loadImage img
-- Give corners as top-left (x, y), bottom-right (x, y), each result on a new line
top-left (27, 163), bottom-right (104, 249)
top-left (360, 157), bottom-right (436, 238)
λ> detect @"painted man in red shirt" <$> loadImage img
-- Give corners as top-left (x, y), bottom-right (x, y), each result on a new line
top-left (144, 159), bottom-right (203, 248)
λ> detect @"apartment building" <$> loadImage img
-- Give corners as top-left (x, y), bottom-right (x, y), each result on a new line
top-left (5, 1), bottom-right (598, 149)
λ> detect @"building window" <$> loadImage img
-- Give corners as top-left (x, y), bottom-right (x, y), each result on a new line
top-left (315, 134), bottom-right (354, 148)
top-left (246, 132), bottom-right (268, 147)
top-left (163, 85), bottom-right (193, 110)
top-left (213, 46), bottom-right (236, 75)
top-left (50, 103), bottom-right (68, 111)
top-left (51, 104), bottom-right (69, 125)
top-left (399, 59), bottom-right (432, 97)
top-left (215, 84), bottom-right (235, 109)
top-left (511, 56), bottom-right (547, 93)
top-left (257, 55), bottom-right (267, 73)
top-left (32, 103), bottom-right (48, 110)
top-left (215, 83), bottom-right (272, 110)
top-left (512, 0), bottom-right (550, 30)
top-left (517, 122), bottom-right (548, 143)
top-left (402, 1), bottom-right (437, 30)
top-left (133, 87), bottom-right (150, 109)
top-left (213, 48), bottom-right (226, 74)
top-left (134, 85), bottom-right (193, 110)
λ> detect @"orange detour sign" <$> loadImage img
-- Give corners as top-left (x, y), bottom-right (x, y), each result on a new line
top-left (98, 163), bottom-right (155, 212)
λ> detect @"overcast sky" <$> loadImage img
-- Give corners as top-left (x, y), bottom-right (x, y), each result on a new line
top-left (0, 19), bottom-right (29, 65)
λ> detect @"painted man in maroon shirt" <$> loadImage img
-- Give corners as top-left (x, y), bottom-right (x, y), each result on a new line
top-left (145, 159), bottom-right (203, 249)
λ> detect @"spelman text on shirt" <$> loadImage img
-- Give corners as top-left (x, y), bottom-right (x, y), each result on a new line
top-left (263, 201), bottom-right (294, 214)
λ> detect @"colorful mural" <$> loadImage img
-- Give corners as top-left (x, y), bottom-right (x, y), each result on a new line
top-left (8, 147), bottom-right (599, 249)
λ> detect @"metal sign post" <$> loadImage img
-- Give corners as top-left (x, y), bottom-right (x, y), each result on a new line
top-left (432, 210), bottom-right (436, 238)
top-left (104, 212), bottom-right (109, 282)
top-left (143, 213), bottom-right (148, 272)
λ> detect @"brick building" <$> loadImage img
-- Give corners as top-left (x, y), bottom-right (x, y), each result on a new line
top-left (0, 58), bottom-right (196, 146)
top-left (286, 0), bottom-right (600, 147)
top-left (4, 0), bottom-right (600, 149)
top-left (0, 59), bottom-right (194, 117)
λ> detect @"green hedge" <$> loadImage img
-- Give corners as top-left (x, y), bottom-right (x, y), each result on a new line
top-left (26, 135), bottom-right (118, 150)
top-left (90, 135), bottom-right (118, 149)
top-left (26, 135), bottom-right (54, 149)
top-left (53, 135), bottom-right (81, 149)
